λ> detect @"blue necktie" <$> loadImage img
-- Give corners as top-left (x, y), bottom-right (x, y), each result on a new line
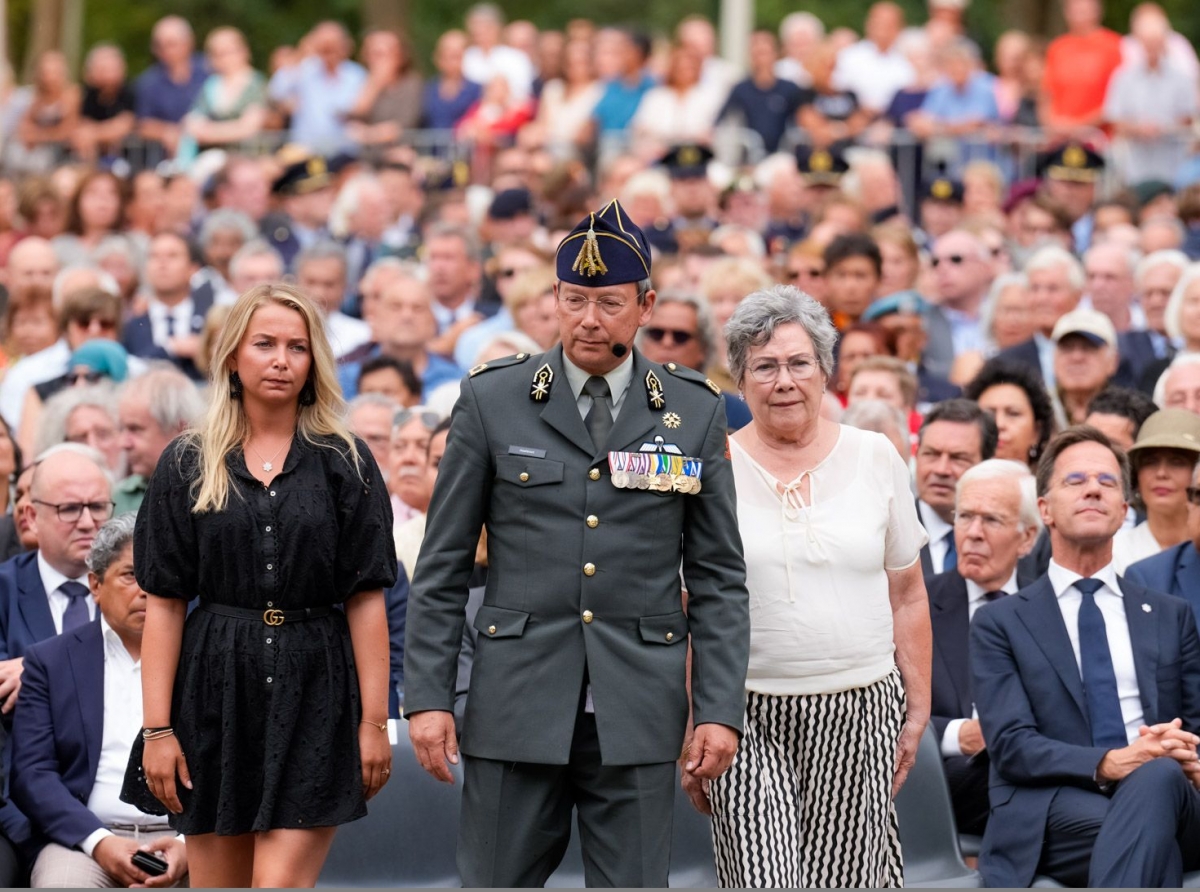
top-left (1076, 578), bottom-right (1128, 749)
top-left (942, 531), bottom-right (957, 572)
top-left (59, 581), bottom-right (91, 632)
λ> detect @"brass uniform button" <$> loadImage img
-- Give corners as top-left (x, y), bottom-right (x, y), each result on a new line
top-left (589, 468), bottom-right (601, 480)
top-left (519, 472), bottom-right (530, 482)
top-left (488, 625), bottom-right (497, 635)
top-left (583, 563), bottom-right (596, 576)
top-left (586, 515), bottom-right (599, 528)
top-left (666, 632), bottom-right (674, 641)
top-left (582, 610), bottom-right (594, 623)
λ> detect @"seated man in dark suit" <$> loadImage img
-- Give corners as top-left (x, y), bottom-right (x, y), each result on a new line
top-left (11, 514), bottom-right (187, 886)
top-left (971, 426), bottom-right (1200, 888)
top-left (927, 458), bottom-right (1039, 835)
top-left (120, 231), bottom-right (212, 381)
top-left (915, 400), bottom-right (998, 578)
top-left (0, 444), bottom-right (114, 864)
top-left (1126, 460), bottom-right (1200, 621)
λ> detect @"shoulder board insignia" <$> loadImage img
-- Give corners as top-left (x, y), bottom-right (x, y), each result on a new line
top-left (530, 362), bottom-right (554, 401)
top-left (645, 370), bottom-right (666, 410)
top-left (469, 352), bottom-right (530, 378)
top-left (662, 362), bottom-right (720, 397)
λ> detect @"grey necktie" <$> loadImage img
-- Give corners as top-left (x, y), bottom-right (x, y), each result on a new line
top-left (60, 581), bottom-right (91, 631)
top-left (583, 376), bottom-right (613, 451)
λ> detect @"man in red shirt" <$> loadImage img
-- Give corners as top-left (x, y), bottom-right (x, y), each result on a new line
top-left (1040, 0), bottom-right (1122, 136)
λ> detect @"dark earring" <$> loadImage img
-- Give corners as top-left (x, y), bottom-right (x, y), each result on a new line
top-left (298, 379), bottom-right (316, 407)
top-left (229, 371), bottom-right (243, 400)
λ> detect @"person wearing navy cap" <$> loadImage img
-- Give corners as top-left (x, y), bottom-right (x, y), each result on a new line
top-left (1040, 141), bottom-right (1105, 252)
top-left (405, 198), bottom-right (750, 887)
top-left (259, 156), bottom-right (335, 271)
top-left (795, 144), bottom-right (848, 188)
top-left (659, 144), bottom-right (719, 252)
top-left (919, 177), bottom-right (965, 241)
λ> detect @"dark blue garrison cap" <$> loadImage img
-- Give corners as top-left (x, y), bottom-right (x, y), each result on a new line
top-left (556, 199), bottom-right (652, 287)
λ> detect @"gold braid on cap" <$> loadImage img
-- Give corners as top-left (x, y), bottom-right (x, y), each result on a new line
top-left (572, 214), bottom-right (608, 277)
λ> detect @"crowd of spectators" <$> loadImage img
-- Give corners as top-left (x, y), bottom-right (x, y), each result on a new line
top-left (0, 0), bottom-right (1199, 886)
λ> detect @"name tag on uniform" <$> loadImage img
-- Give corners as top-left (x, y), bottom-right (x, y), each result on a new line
top-left (608, 451), bottom-right (703, 494)
top-left (508, 445), bottom-right (547, 458)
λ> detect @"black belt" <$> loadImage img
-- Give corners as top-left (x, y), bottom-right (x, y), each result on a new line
top-left (199, 603), bottom-right (334, 626)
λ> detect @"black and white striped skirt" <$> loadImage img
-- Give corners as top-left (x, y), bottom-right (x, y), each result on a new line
top-left (709, 668), bottom-right (906, 888)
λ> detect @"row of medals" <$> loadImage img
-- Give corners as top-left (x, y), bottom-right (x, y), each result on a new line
top-left (609, 452), bottom-right (703, 494)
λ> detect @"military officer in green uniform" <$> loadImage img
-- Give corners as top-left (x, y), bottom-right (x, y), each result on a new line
top-left (404, 199), bottom-right (750, 887)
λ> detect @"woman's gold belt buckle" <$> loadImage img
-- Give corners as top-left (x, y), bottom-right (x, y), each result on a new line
top-left (263, 609), bottom-right (285, 626)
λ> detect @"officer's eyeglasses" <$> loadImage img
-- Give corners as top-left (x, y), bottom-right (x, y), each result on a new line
top-left (558, 294), bottom-right (628, 316)
top-left (33, 499), bottom-right (115, 524)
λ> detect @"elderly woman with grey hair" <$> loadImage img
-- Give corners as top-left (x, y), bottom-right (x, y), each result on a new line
top-left (685, 285), bottom-right (931, 888)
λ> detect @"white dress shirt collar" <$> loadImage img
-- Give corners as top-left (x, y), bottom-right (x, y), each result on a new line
top-left (1047, 559), bottom-right (1122, 600)
top-left (38, 551), bottom-right (94, 634)
top-left (965, 568), bottom-right (1020, 603)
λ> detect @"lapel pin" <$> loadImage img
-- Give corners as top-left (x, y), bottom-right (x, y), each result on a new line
top-left (662, 412), bottom-right (682, 430)
top-left (1142, 603), bottom-right (1152, 613)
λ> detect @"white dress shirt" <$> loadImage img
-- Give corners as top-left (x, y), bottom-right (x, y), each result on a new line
top-left (39, 552), bottom-right (95, 634)
top-left (833, 39), bottom-right (915, 111)
top-left (918, 499), bottom-right (954, 575)
top-left (462, 45), bottom-right (535, 99)
top-left (941, 570), bottom-right (1019, 757)
top-left (1047, 560), bottom-right (1144, 744)
top-left (79, 618), bottom-right (151, 857)
top-left (147, 297), bottom-right (196, 350)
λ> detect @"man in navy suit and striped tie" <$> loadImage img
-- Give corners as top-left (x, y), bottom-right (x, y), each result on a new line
top-left (971, 426), bottom-right (1200, 887)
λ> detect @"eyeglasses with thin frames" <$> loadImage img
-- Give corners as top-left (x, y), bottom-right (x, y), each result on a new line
top-left (557, 294), bottom-right (628, 316)
top-left (746, 355), bottom-right (820, 384)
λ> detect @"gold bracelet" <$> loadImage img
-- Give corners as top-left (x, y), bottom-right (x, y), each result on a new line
top-left (142, 728), bottom-right (176, 741)
top-left (360, 719), bottom-right (387, 733)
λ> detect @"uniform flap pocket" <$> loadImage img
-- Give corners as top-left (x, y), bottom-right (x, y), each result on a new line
top-left (473, 605), bottom-right (530, 639)
top-left (639, 611), bottom-right (689, 645)
top-left (495, 453), bottom-right (565, 487)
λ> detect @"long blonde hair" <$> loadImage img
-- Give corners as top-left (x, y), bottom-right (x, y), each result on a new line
top-left (187, 283), bottom-right (360, 513)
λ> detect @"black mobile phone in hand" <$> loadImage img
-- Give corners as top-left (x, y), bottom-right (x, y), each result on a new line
top-left (131, 850), bottom-right (169, 877)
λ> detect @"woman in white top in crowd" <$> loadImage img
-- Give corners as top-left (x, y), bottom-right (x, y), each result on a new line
top-left (532, 39), bottom-right (602, 158)
top-left (1112, 408), bottom-right (1200, 572)
top-left (684, 285), bottom-right (931, 887)
top-left (631, 44), bottom-right (723, 155)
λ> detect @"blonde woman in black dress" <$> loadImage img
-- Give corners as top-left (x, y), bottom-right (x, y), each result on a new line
top-left (135, 283), bottom-right (397, 886)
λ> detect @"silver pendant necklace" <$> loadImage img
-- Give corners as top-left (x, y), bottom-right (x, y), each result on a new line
top-left (249, 436), bottom-right (292, 473)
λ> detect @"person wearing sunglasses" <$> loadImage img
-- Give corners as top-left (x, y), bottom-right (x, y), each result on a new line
top-left (636, 291), bottom-right (752, 431)
top-left (1112, 409), bottom-right (1200, 573)
top-left (930, 229), bottom-right (992, 358)
top-left (405, 199), bottom-right (749, 888)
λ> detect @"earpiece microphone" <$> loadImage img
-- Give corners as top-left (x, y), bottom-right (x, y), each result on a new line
top-left (611, 343), bottom-right (628, 358)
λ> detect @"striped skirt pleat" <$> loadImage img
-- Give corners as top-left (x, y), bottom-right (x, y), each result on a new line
top-left (709, 668), bottom-right (907, 888)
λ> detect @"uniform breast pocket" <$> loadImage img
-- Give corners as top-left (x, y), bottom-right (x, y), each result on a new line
top-left (495, 454), bottom-right (565, 487)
